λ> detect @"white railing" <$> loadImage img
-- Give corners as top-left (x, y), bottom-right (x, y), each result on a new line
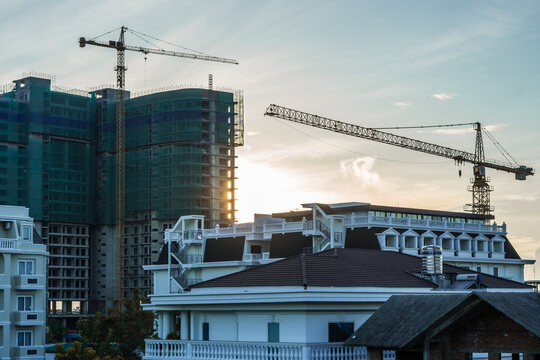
top-left (242, 253), bottom-right (263, 262)
top-left (144, 340), bottom-right (367, 360)
top-left (344, 215), bottom-right (505, 234)
top-left (263, 220), bottom-right (310, 233)
top-left (204, 224), bottom-right (264, 237)
top-left (0, 238), bottom-right (21, 250)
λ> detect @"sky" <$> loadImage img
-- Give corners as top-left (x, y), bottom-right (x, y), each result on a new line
top-left (1, 1), bottom-right (539, 278)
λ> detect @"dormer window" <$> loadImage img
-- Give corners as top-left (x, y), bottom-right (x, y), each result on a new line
top-left (441, 238), bottom-right (453, 250)
top-left (385, 234), bottom-right (397, 248)
top-left (493, 242), bottom-right (503, 253)
top-left (22, 226), bottom-right (31, 241)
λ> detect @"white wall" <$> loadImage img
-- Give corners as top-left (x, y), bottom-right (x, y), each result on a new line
top-left (189, 310), bottom-right (375, 343)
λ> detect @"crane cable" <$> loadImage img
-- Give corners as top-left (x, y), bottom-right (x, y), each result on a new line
top-left (275, 119), bottom-right (449, 165)
top-left (482, 126), bottom-right (519, 166)
top-left (127, 29), bottom-right (166, 51)
top-left (370, 122), bottom-right (476, 130)
top-left (127, 28), bottom-right (212, 57)
top-left (87, 27), bottom-right (122, 41)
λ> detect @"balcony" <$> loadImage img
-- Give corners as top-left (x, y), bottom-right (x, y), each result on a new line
top-left (10, 345), bottom-right (45, 358)
top-left (144, 340), bottom-right (367, 360)
top-left (242, 253), bottom-right (262, 262)
top-left (11, 310), bottom-right (45, 324)
top-left (0, 238), bottom-right (22, 250)
top-left (344, 215), bottom-right (506, 234)
top-left (12, 274), bottom-right (46, 289)
top-left (205, 224), bottom-right (264, 238)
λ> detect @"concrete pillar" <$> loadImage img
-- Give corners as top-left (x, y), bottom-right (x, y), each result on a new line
top-left (181, 311), bottom-right (189, 340)
top-left (162, 312), bottom-right (171, 338)
top-left (157, 312), bottom-right (164, 339)
top-left (189, 311), bottom-right (195, 340)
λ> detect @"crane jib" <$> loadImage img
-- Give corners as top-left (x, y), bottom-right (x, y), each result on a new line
top-left (264, 104), bottom-right (534, 178)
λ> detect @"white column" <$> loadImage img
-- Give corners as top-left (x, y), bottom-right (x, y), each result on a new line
top-left (189, 311), bottom-right (195, 340)
top-left (158, 312), bottom-right (164, 339)
top-left (181, 311), bottom-right (189, 340)
top-left (162, 312), bottom-right (171, 339)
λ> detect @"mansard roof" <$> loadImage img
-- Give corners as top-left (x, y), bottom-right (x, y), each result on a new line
top-left (190, 248), bottom-right (530, 290)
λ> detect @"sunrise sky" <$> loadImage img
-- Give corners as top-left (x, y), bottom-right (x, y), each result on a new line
top-left (1, 0), bottom-right (539, 278)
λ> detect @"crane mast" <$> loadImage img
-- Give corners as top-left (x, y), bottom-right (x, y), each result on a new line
top-left (264, 104), bottom-right (534, 215)
top-left (80, 26), bottom-right (238, 306)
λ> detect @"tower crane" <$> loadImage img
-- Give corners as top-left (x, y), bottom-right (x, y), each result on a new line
top-left (264, 104), bottom-right (533, 215)
top-left (79, 26), bottom-right (238, 305)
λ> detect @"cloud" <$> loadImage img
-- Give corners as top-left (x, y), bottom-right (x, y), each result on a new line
top-left (392, 101), bottom-right (412, 107)
top-left (339, 157), bottom-right (381, 187)
top-left (431, 93), bottom-right (457, 100)
top-left (500, 194), bottom-right (540, 202)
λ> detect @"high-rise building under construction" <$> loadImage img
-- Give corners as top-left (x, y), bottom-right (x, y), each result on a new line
top-left (0, 75), bottom-right (244, 326)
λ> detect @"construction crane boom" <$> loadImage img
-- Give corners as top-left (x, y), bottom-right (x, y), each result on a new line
top-left (264, 104), bottom-right (533, 177)
top-left (80, 37), bottom-right (239, 65)
top-left (264, 104), bottom-right (534, 214)
top-left (80, 26), bottom-right (238, 306)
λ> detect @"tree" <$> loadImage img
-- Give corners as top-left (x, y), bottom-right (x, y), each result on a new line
top-left (76, 294), bottom-right (154, 360)
top-left (47, 318), bottom-right (66, 343)
top-left (109, 296), bottom-right (154, 360)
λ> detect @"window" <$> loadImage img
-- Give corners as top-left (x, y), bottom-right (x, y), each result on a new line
top-left (18, 260), bottom-right (34, 275)
top-left (22, 226), bottom-right (31, 241)
top-left (202, 322), bottom-right (209, 341)
top-left (17, 331), bottom-right (32, 346)
top-left (493, 267), bottom-right (499, 277)
top-left (404, 236), bottom-right (416, 248)
top-left (477, 266), bottom-right (482, 273)
top-left (329, 322), bottom-right (354, 342)
top-left (442, 238), bottom-right (452, 250)
top-left (18, 296), bottom-right (32, 311)
top-left (385, 235), bottom-right (397, 248)
top-left (268, 323), bottom-right (279, 343)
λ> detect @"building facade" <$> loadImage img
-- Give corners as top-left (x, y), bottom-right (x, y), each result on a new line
top-left (0, 75), bottom-right (243, 326)
top-left (155, 202), bottom-right (533, 295)
top-left (143, 248), bottom-right (532, 360)
top-left (0, 206), bottom-right (48, 359)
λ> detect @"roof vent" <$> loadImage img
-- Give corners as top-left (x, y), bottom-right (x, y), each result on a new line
top-left (421, 245), bottom-right (443, 275)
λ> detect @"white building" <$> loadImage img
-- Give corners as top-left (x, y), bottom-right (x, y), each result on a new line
top-left (153, 202), bottom-right (533, 295)
top-left (0, 206), bottom-right (48, 359)
top-left (143, 247), bottom-right (533, 360)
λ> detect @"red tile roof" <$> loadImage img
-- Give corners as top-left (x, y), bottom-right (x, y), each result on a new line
top-left (190, 248), bottom-right (530, 290)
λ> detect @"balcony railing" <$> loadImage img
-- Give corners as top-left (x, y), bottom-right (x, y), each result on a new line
top-left (0, 238), bottom-right (22, 250)
top-left (242, 253), bottom-right (263, 262)
top-left (344, 215), bottom-right (506, 233)
top-left (144, 340), bottom-right (367, 360)
top-left (205, 224), bottom-right (264, 237)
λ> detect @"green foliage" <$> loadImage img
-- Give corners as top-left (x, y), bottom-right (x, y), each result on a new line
top-left (47, 318), bottom-right (67, 343)
top-left (76, 294), bottom-right (154, 360)
top-left (108, 296), bottom-right (154, 360)
top-left (83, 347), bottom-right (98, 360)
top-left (54, 343), bottom-right (66, 360)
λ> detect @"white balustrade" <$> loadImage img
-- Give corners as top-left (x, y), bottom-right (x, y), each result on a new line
top-left (0, 238), bottom-right (21, 250)
top-left (144, 340), bottom-right (367, 360)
